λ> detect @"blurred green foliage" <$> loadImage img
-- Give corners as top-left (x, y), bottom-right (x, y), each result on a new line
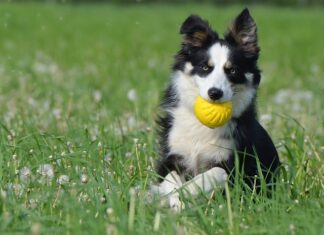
top-left (4, 0), bottom-right (324, 6)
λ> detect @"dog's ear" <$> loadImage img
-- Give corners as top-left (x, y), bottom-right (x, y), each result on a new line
top-left (225, 8), bottom-right (259, 59)
top-left (180, 15), bottom-right (217, 48)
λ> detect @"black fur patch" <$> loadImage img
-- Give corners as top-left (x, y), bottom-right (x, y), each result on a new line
top-left (180, 15), bottom-right (218, 48)
top-left (156, 84), bottom-right (179, 163)
top-left (225, 8), bottom-right (260, 60)
top-left (173, 15), bottom-right (218, 72)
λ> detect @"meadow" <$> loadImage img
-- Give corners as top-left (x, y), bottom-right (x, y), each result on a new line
top-left (0, 3), bottom-right (323, 234)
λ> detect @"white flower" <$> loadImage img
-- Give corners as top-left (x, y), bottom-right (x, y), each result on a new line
top-left (30, 223), bottom-right (41, 235)
top-left (273, 89), bottom-right (313, 105)
top-left (19, 166), bottom-right (32, 182)
top-left (93, 90), bottom-right (102, 102)
top-left (80, 174), bottom-right (88, 184)
top-left (33, 62), bottom-right (48, 74)
top-left (104, 152), bottom-right (112, 162)
top-left (7, 183), bottom-right (24, 197)
top-left (37, 164), bottom-right (54, 181)
top-left (52, 108), bottom-right (61, 119)
top-left (57, 175), bottom-right (69, 185)
top-left (127, 89), bottom-right (137, 102)
top-left (260, 114), bottom-right (272, 122)
top-left (295, 90), bottom-right (313, 101)
top-left (29, 198), bottom-right (38, 209)
top-left (260, 114), bottom-right (273, 125)
top-left (106, 207), bottom-right (114, 215)
top-left (273, 89), bottom-right (291, 104)
top-left (127, 116), bottom-right (136, 128)
top-left (100, 195), bottom-right (107, 203)
top-left (125, 152), bottom-right (132, 158)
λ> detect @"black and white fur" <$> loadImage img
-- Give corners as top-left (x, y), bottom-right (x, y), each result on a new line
top-left (153, 9), bottom-right (280, 211)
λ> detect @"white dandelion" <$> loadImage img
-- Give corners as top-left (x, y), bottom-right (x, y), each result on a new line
top-left (19, 166), bottom-right (32, 182)
top-left (106, 207), bottom-right (114, 215)
top-left (127, 116), bottom-right (136, 128)
top-left (93, 90), bottom-right (102, 103)
top-left (30, 223), bottom-right (41, 235)
top-left (127, 89), bottom-right (137, 102)
top-left (52, 108), bottom-right (61, 119)
top-left (125, 152), bottom-right (132, 158)
top-left (29, 198), bottom-right (38, 209)
top-left (260, 113), bottom-right (273, 126)
top-left (80, 174), bottom-right (89, 184)
top-left (104, 152), bottom-right (112, 163)
top-left (37, 164), bottom-right (55, 182)
top-left (7, 183), bottom-right (24, 197)
top-left (57, 175), bottom-right (70, 185)
top-left (273, 89), bottom-right (291, 104)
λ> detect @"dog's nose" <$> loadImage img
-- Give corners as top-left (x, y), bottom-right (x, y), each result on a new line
top-left (208, 88), bottom-right (223, 100)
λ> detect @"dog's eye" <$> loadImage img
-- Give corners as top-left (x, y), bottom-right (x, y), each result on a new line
top-left (197, 64), bottom-right (214, 75)
top-left (230, 68), bottom-right (237, 75)
top-left (201, 65), bottom-right (209, 71)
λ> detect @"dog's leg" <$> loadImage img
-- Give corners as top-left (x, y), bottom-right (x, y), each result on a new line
top-left (150, 171), bottom-right (184, 212)
top-left (151, 167), bottom-right (227, 211)
top-left (180, 167), bottom-right (228, 198)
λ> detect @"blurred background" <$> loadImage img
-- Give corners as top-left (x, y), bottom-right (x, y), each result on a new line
top-left (3, 0), bottom-right (324, 6)
top-left (0, 0), bottom-right (323, 157)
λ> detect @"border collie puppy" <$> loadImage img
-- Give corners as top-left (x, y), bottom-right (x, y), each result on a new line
top-left (153, 9), bottom-right (280, 210)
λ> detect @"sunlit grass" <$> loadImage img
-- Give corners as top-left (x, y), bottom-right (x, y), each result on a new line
top-left (0, 3), bottom-right (323, 234)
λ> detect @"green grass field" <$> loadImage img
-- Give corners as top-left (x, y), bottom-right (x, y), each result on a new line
top-left (0, 3), bottom-right (323, 234)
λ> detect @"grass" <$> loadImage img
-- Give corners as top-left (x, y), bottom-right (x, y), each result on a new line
top-left (0, 3), bottom-right (323, 235)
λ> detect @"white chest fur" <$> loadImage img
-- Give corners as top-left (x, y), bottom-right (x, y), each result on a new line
top-left (168, 106), bottom-right (234, 175)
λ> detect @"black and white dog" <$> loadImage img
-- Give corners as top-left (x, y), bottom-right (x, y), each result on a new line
top-left (153, 9), bottom-right (280, 211)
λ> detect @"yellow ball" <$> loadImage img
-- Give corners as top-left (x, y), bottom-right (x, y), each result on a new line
top-left (194, 96), bottom-right (232, 128)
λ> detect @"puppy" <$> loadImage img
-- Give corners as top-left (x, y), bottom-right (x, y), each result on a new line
top-left (154, 8), bottom-right (280, 211)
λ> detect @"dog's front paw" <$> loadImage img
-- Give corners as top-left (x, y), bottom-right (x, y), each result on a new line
top-left (168, 193), bottom-right (185, 213)
top-left (149, 184), bottom-right (184, 212)
top-left (208, 167), bottom-right (228, 187)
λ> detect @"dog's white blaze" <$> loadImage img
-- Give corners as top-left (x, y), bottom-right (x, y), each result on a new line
top-left (194, 43), bottom-right (233, 102)
top-left (170, 68), bottom-right (234, 174)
